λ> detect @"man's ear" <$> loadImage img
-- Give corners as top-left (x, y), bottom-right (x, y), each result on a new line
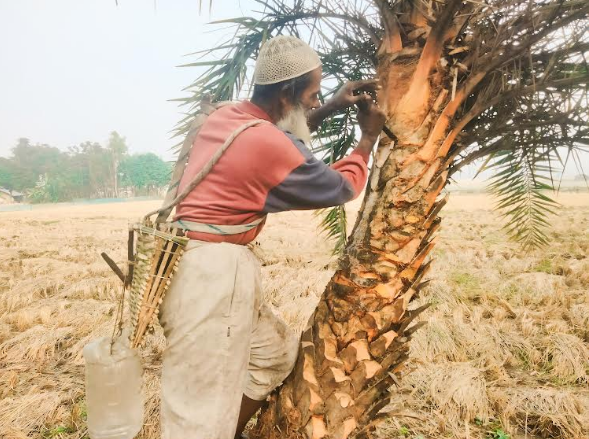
top-left (277, 89), bottom-right (293, 118)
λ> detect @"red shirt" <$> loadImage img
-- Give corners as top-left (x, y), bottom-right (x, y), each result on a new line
top-left (175, 101), bottom-right (369, 244)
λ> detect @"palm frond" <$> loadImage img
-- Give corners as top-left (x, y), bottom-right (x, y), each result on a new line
top-left (485, 149), bottom-right (560, 250)
top-left (311, 38), bottom-right (375, 163)
top-left (315, 205), bottom-right (348, 255)
top-left (449, 18), bottom-right (589, 172)
top-left (198, 0), bottom-right (212, 14)
top-left (311, 103), bottom-right (354, 254)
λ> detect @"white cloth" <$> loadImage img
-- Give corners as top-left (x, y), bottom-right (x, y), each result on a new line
top-left (158, 240), bottom-right (299, 439)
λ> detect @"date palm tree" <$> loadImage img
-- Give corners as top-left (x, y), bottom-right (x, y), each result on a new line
top-left (179, 1), bottom-right (588, 438)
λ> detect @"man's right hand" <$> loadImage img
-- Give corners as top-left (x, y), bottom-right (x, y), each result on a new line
top-left (357, 99), bottom-right (387, 142)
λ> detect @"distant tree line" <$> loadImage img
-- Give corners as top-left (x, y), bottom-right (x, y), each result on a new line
top-left (0, 132), bottom-right (171, 203)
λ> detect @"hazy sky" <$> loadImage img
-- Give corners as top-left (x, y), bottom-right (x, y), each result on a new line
top-left (0, 0), bottom-right (257, 161)
top-left (1, 1), bottom-right (586, 178)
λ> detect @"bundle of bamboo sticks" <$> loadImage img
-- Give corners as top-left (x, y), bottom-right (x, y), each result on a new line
top-left (127, 222), bottom-right (189, 348)
top-left (100, 97), bottom-right (238, 348)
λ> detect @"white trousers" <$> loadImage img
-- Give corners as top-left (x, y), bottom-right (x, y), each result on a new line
top-left (159, 241), bottom-right (299, 439)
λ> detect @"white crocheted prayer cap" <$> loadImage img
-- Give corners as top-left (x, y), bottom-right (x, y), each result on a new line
top-left (254, 35), bottom-right (322, 85)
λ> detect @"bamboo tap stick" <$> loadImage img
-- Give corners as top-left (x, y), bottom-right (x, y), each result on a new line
top-left (125, 227), bottom-right (135, 288)
top-left (101, 252), bottom-right (125, 284)
top-left (133, 236), bottom-right (176, 346)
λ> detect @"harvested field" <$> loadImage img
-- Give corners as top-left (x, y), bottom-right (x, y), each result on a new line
top-left (1, 192), bottom-right (588, 439)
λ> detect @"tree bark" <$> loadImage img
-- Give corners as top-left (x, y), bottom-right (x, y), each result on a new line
top-left (247, 1), bottom-right (473, 436)
top-left (250, 66), bottom-right (455, 439)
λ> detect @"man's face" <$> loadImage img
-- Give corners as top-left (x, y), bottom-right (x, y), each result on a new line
top-left (298, 67), bottom-right (322, 111)
top-left (276, 67), bottom-right (322, 145)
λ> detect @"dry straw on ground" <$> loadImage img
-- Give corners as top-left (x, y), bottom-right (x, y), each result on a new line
top-left (0, 193), bottom-right (588, 439)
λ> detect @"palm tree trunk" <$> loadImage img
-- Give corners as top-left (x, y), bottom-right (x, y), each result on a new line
top-left (250, 77), bottom-right (452, 439)
top-left (250, 3), bottom-right (466, 438)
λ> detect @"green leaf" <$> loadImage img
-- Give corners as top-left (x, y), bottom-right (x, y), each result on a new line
top-left (487, 149), bottom-right (561, 251)
top-left (315, 205), bottom-right (348, 256)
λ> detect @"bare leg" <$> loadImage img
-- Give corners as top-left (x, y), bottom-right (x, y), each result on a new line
top-left (234, 394), bottom-right (264, 439)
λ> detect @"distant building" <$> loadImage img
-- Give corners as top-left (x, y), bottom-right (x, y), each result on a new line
top-left (0, 188), bottom-right (24, 203)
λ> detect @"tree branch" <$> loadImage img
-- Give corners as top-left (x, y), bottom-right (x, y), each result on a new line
top-left (480, 2), bottom-right (589, 74)
top-left (373, 0), bottom-right (402, 54)
top-left (306, 12), bottom-right (382, 46)
top-left (412, 0), bottom-right (463, 86)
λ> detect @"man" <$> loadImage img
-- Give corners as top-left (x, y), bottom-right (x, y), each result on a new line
top-left (159, 35), bottom-right (386, 439)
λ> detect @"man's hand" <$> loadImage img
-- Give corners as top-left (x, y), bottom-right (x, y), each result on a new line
top-left (307, 79), bottom-right (381, 132)
top-left (356, 99), bottom-right (387, 157)
top-left (329, 79), bottom-right (382, 112)
top-left (357, 99), bottom-right (387, 141)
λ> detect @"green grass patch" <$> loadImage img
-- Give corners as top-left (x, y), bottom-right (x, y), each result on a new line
top-left (486, 428), bottom-right (510, 439)
top-left (514, 347), bottom-right (534, 370)
top-left (450, 271), bottom-right (479, 288)
top-left (399, 426), bottom-right (411, 436)
top-left (41, 426), bottom-right (74, 438)
top-left (450, 271), bottom-right (482, 301)
top-left (534, 258), bottom-right (553, 273)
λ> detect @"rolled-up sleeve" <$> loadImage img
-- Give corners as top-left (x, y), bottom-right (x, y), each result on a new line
top-left (262, 133), bottom-right (368, 213)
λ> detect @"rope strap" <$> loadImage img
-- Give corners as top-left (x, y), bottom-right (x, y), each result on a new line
top-left (145, 118), bottom-right (269, 220)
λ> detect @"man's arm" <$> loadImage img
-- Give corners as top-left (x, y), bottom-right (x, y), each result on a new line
top-left (262, 133), bottom-right (365, 213)
top-left (264, 100), bottom-right (386, 213)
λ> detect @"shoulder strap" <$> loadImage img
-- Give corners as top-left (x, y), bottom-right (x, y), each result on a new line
top-left (154, 97), bottom-right (228, 223)
top-left (146, 115), bottom-right (268, 222)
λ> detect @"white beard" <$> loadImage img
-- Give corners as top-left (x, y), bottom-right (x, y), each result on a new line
top-left (276, 105), bottom-right (312, 145)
